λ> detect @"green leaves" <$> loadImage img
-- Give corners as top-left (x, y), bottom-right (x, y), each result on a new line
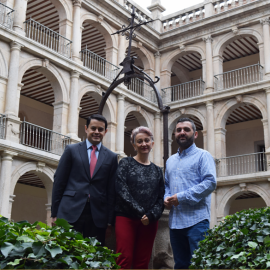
top-left (190, 207), bottom-right (270, 269)
top-left (0, 217), bottom-right (120, 269)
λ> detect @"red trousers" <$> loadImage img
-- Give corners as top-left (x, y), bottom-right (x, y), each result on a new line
top-left (115, 216), bottom-right (158, 269)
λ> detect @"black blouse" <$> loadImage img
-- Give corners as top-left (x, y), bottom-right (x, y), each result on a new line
top-left (115, 157), bottom-right (165, 222)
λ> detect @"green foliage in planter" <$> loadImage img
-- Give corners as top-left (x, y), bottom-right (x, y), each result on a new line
top-left (0, 217), bottom-right (120, 269)
top-left (190, 207), bottom-right (270, 269)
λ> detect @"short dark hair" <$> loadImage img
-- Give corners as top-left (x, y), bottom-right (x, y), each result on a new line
top-left (86, 114), bottom-right (108, 130)
top-left (176, 117), bottom-right (196, 132)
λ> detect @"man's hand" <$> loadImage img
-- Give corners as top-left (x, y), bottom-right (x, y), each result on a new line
top-left (106, 225), bottom-right (112, 239)
top-left (164, 197), bottom-right (173, 210)
top-left (51, 217), bottom-right (57, 226)
top-left (141, 215), bottom-right (149, 226)
top-left (167, 194), bottom-right (179, 206)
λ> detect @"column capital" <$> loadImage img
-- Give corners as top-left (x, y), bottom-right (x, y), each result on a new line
top-left (214, 127), bottom-right (227, 135)
top-left (117, 94), bottom-right (126, 101)
top-left (202, 130), bottom-right (207, 135)
top-left (260, 18), bottom-right (270, 26)
top-left (1, 150), bottom-right (18, 159)
top-left (10, 41), bottom-right (23, 51)
top-left (265, 87), bottom-right (270, 94)
top-left (72, 0), bottom-right (82, 7)
top-left (154, 51), bottom-right (161, 58)
top-left (203, 35), bottom-right (213, 43)
top-left (206, 100), bottom-right (214, 107)
top-left (262, 118), bottom-right (268, 125)
top-left (154, 112), bottom-right (161, 119)
top-left (70, 70), bottom-right (82, 78)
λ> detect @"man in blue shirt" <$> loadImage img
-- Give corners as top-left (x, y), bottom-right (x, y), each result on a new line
top-left (164, 117), bottom-right (216, 269)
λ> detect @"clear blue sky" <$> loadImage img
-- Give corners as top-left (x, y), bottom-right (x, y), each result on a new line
top-left (134, 0), bottom-right (204, 15)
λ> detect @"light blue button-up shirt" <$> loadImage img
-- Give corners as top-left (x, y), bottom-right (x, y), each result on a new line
top-left (86, 139), bottom-right (102, 164)
top-left (164, 143), bottom-right (216, 229)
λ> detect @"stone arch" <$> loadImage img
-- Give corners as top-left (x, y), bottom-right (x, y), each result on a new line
top-left (78, 84), bottom-right (115, 123)
top-left (124, 104), bottom-right (153, 130)
top-left (10, 162), bottom-right (55, 204)
top-left (215, 95), bottom-right (267, 129)
top-left (50, 0), bottom-right (72, 22)
top-left (80, 13), bottom-right (118, 50)
top-left (128, 41), bottom-right (155, 71)
top-left (161, 45), bottom-right (206, 72)
top-left (0, 48), bottom-right (8, 78)
top-left (217, 184), bottom-right (270, 218)
top-left (213, 28), bottom-right (263, 56)
top-left (18, 58), bottom-right (68, 103)
top-left (168, 108), bottom-right (206, 139)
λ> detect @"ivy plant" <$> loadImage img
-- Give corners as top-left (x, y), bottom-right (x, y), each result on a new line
top-left (190, 207), bottom-right (270, 269)
top-left (0, 216), bottom-right (120, 269)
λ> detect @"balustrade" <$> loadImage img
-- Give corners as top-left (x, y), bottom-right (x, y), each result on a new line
top-left (214, 0), bottom-right (256, 14)
top-left (162, 79), bottom-right (205, 104)
top-left (214, 64), bottom-right (263, 91)
top-left (20, 121), bottom-right (71, 155)
top-left (0, 2), bottom-right (14, 29)
top-left (24, 18), bottom-right (72, 58)
top-left (80, 48), bottom-right (120, 81)
top-left (216, 152), bottom-right (267, 177)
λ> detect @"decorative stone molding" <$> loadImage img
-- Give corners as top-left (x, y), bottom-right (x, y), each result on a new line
top-left (42, 59), bottom-right (50, 68)
top-left (10, 41), bottom-right (24, 51)
top-left (235, 94), bottom-right (243, 103)
top-left (138, 42), bottom-right (143, 48)
top-left (97, 15), bottom-right (104, 24)
top-left (71, 70), bottom-right (81, 78)
top-left (202, 35), bottom-right (213, 43)
top-left (239, 183), bottom-right (247, 191)
top-left (36, 162), bottom-right (46, 173)
top-left (179, 44), bottom-right (186, 52)
top-left (232, 26), bottom-right (239, 35)
top-left (154, 51), bottom-right (161, 58)
top-left (179, 108), bottom-right (186, 115)
top-left (260, 18), bottom-right (270, 25)
top-left (136, 105), bottom-right (142, 113)
top-left (72, 0), bottom-right (82, 6)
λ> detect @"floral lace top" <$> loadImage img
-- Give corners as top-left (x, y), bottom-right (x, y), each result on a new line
top-left (115, 157), bottom-right (165, 222)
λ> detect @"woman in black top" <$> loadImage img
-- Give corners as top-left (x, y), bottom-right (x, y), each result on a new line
top-left (115, 126), bottom-right (165, 269)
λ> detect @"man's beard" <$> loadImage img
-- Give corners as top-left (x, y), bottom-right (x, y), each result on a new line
top-left (176, 133), bottom-right (195, 149)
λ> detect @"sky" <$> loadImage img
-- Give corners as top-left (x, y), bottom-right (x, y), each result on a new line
top-left (133, 0), bottom-right (204, 15)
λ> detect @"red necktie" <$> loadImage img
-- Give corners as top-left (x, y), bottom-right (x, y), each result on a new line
top-left (90, 145), bottom-right (97, 178)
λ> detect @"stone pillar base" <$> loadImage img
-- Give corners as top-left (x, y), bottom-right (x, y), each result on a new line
top-left (5, 116), bottom-right (21, 144)
top-left (115, 151), bottom-right (127, 161)
top-left (204, 87), bottom-right (214, 94)
top-left (72, 55), bottom-right (83, 65)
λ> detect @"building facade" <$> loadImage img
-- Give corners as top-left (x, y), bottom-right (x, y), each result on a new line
top-left (0, 0), bottom-right (270, 267)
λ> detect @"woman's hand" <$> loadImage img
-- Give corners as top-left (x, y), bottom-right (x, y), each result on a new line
top-left (141, 215), bottom-right (149, 225)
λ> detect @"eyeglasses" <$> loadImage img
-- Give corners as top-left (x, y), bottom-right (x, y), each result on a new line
top-left (90, 126), bottom-right (105, 132)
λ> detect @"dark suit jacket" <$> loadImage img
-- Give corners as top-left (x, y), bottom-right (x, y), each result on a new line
top-left (51, 141), bottom-right (118, 228)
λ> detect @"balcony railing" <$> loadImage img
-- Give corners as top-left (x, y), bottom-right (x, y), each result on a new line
top-left (127, 77), bottom-right (157, 103)
top-left (0, 2), bottom-right (14, 29)
top-left (0, 113), bottom-right (6, 139)
top-left (24, 18), bottom-right (72, 58)
top-left (214, 0), bottom-right (254, 14)
top-left (80, 48), bottom-right (120, 81)
top-left (214, 63), bottom-right (263, 91)
top-left (216, 152), bottom-right (267, 177)
top-left (162, 79), bottom-right (205, 104)
top-left (20, 121), bottom-right (71, 155)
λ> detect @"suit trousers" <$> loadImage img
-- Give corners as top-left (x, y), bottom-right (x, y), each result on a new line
top-left (70, 201), bottom-right (106, 246)
top-left (115, 216), bottom-right (158, 269)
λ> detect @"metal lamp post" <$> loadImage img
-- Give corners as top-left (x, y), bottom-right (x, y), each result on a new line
top-left (98, 6), bottom-right (170, 168)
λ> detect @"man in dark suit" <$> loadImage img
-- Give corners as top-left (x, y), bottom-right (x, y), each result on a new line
top-left (51, 114), bottom-right (118, 245)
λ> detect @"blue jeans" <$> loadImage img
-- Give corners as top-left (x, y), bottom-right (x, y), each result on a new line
top-left (170, 219), bottom-right (209, 269)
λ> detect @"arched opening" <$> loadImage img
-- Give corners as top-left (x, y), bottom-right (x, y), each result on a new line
top-left (171, 115), bottom-right (204, 155)
top-left (166, 52), bottom-right (204, 102)
top-left (216, 35), bottom-right (261, 90)
top-left (11, 172), bottom-right (47, 223)
top-left (229, 191), bottom-right (266, 215)
top-left (124, 111), bottom-right (149, 158)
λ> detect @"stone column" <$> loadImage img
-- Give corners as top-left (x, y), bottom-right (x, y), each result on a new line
top-left (9, 195), bottom-right (16, 219)
top-left (116, 94), bottom-right (126, 156)
top-left (160, 70), bottom-right (171, 90)
top-left (0, 77), bottom-right (8, 114)
top-left (53, 101), bottom-right (69, 135)
top-left (260, 18), bottom-right (270, 76)
top-left (72, 0), bottom-right (82, 63)
top-left (0, 151), bottom-right (17, 218)
top-left (168, 138), bottom-right (173, 157)
top-left (154, 112), bottom-right (161, 166)
top-left (215, 127), bottom-right (226, 159)
top-left (265, 88), bottom-right (270, 150)
top-left (147, 0), bottom-right (166, 32)
top-left (118, 35), bottom-right (126, 66)
top-left (45, 203), bottom-right (52, 226)
top-left (262, 119), bottom-right (269, 149)
top-left (206, 100), bottom-right (215, 156)
top-left (59, 19), bottom-right (73, 41)
top-left (202, 130), bottom-right (207, 150)
top-left (154, 51), bottom-right (161, 92)
top-left (5, 41), bottom-right (22, 117)
top-left (203, 36), bottom-right (214, 92)
top-left (210, 190), bottom-right (217, 228)
top-left (13, 0), bottom-right (28, 34)
top-left (105, 47), bottom-right (118, 66)
top-left (103, 121), bottom-right (117, 152)
top-left (67, 71), bottom-right (81, 140)
top-left (202, 59), bottom-right (206, 82)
